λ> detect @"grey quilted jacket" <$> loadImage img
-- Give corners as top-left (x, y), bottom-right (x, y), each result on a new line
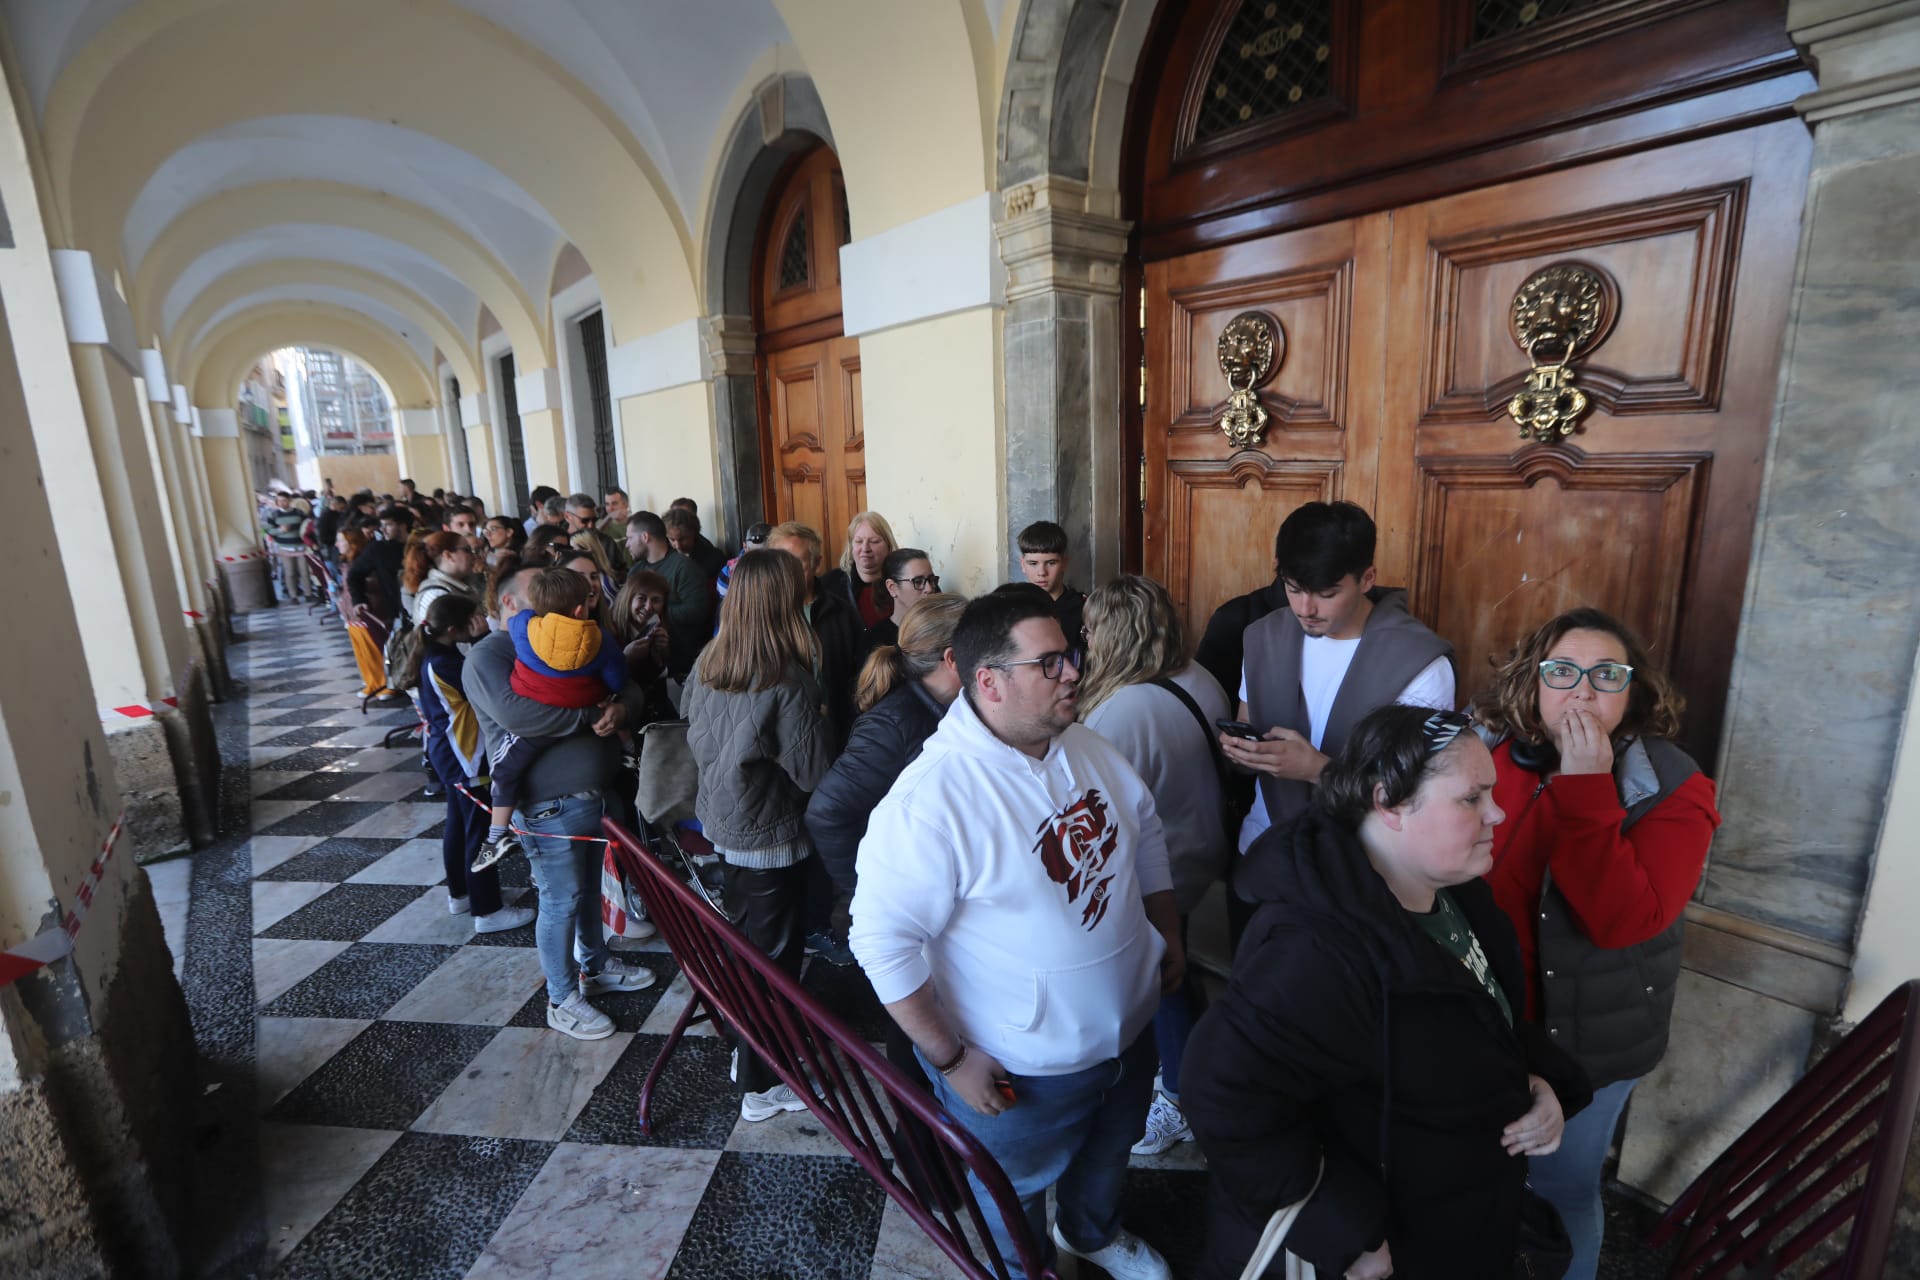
top-left (684, 663), bottom-right (834, 853)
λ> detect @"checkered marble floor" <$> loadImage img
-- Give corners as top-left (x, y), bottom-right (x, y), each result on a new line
top-left (179, 605), bottom-right (1210, 1279)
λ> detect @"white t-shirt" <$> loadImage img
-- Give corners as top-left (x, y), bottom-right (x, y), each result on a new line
top-left (1236, 647), bottom-right (1455, 852)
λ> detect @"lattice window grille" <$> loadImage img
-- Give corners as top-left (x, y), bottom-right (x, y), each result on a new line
top-left (778, 207), bottom-right (811, 291)
top-left (1470, 0), bottom-right (1603, 44)
top-left (1193, 0), bottom-right (1335, 144)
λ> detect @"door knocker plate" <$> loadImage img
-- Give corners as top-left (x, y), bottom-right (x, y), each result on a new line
top-left (1506, 262), bottom-right (1617, 443)
top-left (1216, 311), bottom-right (1284, 449)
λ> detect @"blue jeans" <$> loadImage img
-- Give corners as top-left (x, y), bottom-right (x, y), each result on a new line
top-left (923, 1029), bottom-right (1156, 1280)
top-left (519, 791), bottom-right (609, 1005)
top-left (1528, 1075), bottom-right (1639, 1280)
top-left (1153, 915), bottom-right (1198, 1096)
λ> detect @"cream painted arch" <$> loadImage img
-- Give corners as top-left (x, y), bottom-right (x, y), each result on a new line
top-left (188, 304), bottom-right (438, 410)
top-left (44, 0), bottom-right (699, 342)
top-left (769, 0), bottom-right (997, 236)
top-left (165, 260), bottom-right (480, 398)
top-left (134, 181), bottom-right (542, 367)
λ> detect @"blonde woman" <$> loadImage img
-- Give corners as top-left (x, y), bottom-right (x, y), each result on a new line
top-left (683, 549), bottom-right (834, 1123)
top-left (1079, 574), bottom-right (1232, 1158)
top-left (819, 510), bottom-right (899, 628)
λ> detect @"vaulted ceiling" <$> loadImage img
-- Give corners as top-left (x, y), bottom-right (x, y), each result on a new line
top-left (2, 0), bottom-right (1005, 404)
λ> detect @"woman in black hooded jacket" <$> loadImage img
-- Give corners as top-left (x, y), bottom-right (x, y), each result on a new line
top-left (1184, 706), bottom-right (1591, 1280)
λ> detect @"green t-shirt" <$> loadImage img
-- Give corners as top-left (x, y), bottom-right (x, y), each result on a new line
top-left (1414, 889), bottom-right (1513, 1026)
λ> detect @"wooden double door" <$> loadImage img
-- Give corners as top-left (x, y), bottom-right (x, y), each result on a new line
top-left (1145, 123), bottom-right (1809, 765)
top-left (758, 146), bottom-right (865, 569)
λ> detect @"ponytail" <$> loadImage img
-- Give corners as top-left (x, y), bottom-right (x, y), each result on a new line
top-left (855, 644), bottom-right (908, 714)
top-left (402, 537), bottom-right (432, 592)
top-left (853, 593), bottom-right (967, 715)
top-left (399, 594), bottom-right (483, 693)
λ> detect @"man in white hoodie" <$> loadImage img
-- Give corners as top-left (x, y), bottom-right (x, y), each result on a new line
top-left (850, 587), bottom-right (1184, 1280)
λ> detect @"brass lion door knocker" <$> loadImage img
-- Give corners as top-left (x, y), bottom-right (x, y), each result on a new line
top-left (1216, 311), bottom-right (1284, 449)
top-left (1507, 262), bottom-right (1616, 443)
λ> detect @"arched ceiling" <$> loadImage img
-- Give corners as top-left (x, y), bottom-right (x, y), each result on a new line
top-left (189, 304), bottom-right (438, 409)
top-left (125, 116), bottom-right (562, 298)
top-left (0, 0), bottom-right (1007, 406)
top-left (160, 227), bottom-right (480, 341)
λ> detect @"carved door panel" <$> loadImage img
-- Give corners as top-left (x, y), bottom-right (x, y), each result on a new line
top-left (1144, 213), bottom-right (1394, 647)
top-left (1145, 122), bottom-right (1806, 765)
top-left (765, 335), bottom-right (864, 569)
top-left (757, 145), bottom-right (860, 556)
top-left (1384, 122), bottom-right (1809, 764)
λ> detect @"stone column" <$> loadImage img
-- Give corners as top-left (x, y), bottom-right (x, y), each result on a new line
top-left (1616, 0), bottom-right (1920, 1202)
top-left (0, 262), bottom-right (196, 1280)
top-left (703, 312), bottom-right (764, 548)
top-left (995, 175), bottom-right (1131, 588)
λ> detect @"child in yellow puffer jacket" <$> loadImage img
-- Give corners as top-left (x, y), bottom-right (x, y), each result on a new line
top-left (473, 567), bottom-right (631, 872)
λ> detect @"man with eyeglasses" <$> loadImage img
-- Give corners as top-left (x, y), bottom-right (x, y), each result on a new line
top-left (850, 590), bottom-right (1183, 1280)
top-left (864, 546), bottom-right (940, 651)
top-left (1222, 501), bottom-right (1455, 937)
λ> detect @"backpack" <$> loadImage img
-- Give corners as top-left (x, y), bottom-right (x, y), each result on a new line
top-left (383, 611), bottom-right (417, 693)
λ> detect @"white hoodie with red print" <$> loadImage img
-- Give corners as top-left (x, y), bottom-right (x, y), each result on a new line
top-left (849, 691), bottom-right (1172, 1077)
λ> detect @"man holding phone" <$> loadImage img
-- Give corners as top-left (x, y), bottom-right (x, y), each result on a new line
top-left (851, 590), bottom-right (1182, 1280)
top-left (1221, 502), bottom-right (1455, 929)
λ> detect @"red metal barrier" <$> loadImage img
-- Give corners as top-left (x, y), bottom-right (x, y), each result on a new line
top-left (1650, 979), bottom-right (1920, 1278)
top-left (602, 817), bottom-right (1061, 1280)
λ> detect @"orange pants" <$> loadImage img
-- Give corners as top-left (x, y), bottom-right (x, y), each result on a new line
top-left (346, 623), bottom-right (388, 697)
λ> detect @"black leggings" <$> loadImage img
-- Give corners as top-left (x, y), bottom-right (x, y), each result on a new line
top-left (720, 858), bottom-right (810, 1094)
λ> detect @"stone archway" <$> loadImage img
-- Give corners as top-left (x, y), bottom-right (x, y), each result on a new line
top-left (700, 74), bottom-right (836, 546)
top-left (995, 0), bottom-right (1159, 584)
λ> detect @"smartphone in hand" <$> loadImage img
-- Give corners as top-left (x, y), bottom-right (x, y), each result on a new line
top-left (1215, 719), bottom-right (1264, 741)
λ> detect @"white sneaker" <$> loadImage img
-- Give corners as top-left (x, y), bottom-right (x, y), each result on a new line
top-left (473, 905), bottom-right (535, 934)
top-left (446, 895), bottom-right (470, 915)
top-left (546, 991), bottom-right (614, 1041)
top-left (580, 954), bottom-right (658, 994)
top-left (740, 1082), bottom-right (809, 1122)
top-left (1130, 1091), bottom-right (1193, 1156)
top-left (1050, 1224), bottom-right (1171, 1280)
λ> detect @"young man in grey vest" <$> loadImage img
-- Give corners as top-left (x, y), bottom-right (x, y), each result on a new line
top-left (1219, 502), bottom-right (1456, 899)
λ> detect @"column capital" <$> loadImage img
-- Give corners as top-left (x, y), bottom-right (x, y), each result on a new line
top-left (700, 313), bottom-right (757, 380)
top-left (1789, 0), bottom-right (1920, 121)
top-left (996, 175), bottom-right (1132, 303)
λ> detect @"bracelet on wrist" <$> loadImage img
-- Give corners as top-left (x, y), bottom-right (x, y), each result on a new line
top-left (934, 1044), bottom-right (968, 1076)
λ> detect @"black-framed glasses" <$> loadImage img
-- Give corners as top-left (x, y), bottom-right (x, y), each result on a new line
top-left (1538, 659), bottom-right (1635, 693)
top-left (893, 573), bottom-right (941, 591)
top-left (995, 647), bottom-right (1083, 681)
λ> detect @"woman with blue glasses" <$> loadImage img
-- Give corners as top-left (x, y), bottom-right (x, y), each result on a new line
top-left (1472, 607), bottom-right (1722, 1280)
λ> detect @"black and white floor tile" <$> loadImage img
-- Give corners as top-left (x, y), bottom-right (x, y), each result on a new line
top-left (158, 604), bottom-right (1674, 1279)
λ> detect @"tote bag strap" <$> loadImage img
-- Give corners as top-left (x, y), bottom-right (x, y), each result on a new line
top-left (1238, 1157), bottom-right (1324, 1280)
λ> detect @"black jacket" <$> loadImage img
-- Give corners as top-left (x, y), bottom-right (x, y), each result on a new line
top-left (819, 566), bottom-right (885, 626)
top-left (810, 583), bottom-right (864, 752)
top-left (687, 533), bottom-right (728, 582)
top-left (1194, 579), bottom-right (1286, 704)
top-left (804, 680), bottom-right (946, 893)
top-left (346, 540), bottom-right (406, 624)
top-left (1183, 810), bottom-right (1591, 1280)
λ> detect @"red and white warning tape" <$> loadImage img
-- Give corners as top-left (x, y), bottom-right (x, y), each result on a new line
top-left (219, 551), bottom-right (264, 562)
top-left (454, 782), bottom-right (609, 846)
top-left (98, 696), bottom-right (179, 722)
top-left (0, 812), bottom-right (127, 988)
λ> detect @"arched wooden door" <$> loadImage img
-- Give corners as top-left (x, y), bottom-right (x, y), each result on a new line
top-left (755, 146), bottom-right (863, 568)
top-left (1130, 0), bottom-right (1811, 770)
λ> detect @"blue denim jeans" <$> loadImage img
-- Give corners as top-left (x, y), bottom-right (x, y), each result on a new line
top-left (923, 1029), bottom-right (1156, 1280)
top-left (518, 791), bottom-right (609, 1005)
top-left (1528, 1075), bottom-right (1639, 1280)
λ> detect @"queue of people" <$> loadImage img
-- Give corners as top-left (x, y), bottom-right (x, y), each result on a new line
top-left (259, 477), bottom-right (1718, 1280)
